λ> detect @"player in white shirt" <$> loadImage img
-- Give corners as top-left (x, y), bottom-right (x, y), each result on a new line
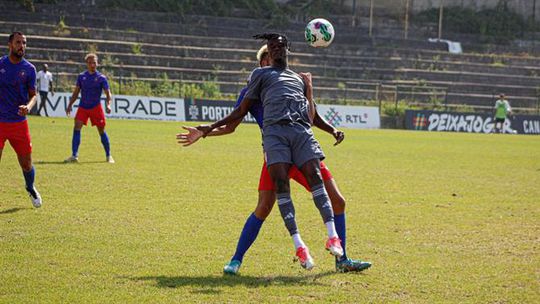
top-left (36, 63), bottom-right (54, 116)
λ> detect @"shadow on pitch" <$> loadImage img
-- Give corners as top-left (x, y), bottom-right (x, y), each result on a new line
top-left (0, 207), bottom-right (26, 215)
top-left (34, 160), bottom-right (106, 165)
top-left (131, 271), bottom-right (335, 291)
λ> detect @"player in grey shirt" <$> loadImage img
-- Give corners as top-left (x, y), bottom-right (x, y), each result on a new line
top-left (247, 65), bottom-right (312, 127)
top-left (198, 33), bottom-right (344, 270)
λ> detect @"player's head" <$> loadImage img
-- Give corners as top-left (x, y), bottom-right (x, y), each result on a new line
top-left (499, 93), bottom-right (505, 99)
top-left (42, 63), bottom-right (48, 71)
top-left (254, 33), bottom-right (289, 69)
top-left (85, 53), bottom-right (98, 73)
top-left (256, 45), bottom-right (270, 67)
top-left (8, 31), bottom-right (26, 59)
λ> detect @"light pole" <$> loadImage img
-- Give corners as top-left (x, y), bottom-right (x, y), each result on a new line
top-left (438, 0), bottom-right (444, 40)
top-left (369, 0), bottom-right (374, 37)
top-left (404, 0), bottom-right (410, 39)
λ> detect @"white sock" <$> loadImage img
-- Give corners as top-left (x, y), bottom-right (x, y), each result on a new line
top-left (326, 221), bottom-right (339, 239)
top-left (292, 233), bottom-right (306, 249)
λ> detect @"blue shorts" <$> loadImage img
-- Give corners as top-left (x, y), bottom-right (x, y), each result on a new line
top-left (263, 122), bottom-right (325, 168)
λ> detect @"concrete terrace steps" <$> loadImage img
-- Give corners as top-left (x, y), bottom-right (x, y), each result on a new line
top-left (43, 59), bottom-right (536, 100)
top-left (46, 71), bottom-right (537, 109)
top-left (18, 39), bottom-right (540, 80)
top-left (3, 19), bottom-right (540, 69)
top-left (2, 22), bottom-right (540, 78)
top-left (6, 5), bottom-right (540, 57)
top-left (9, 45), bottom-right (538, 91)
top-left (20, 57), bottom-right (536, 108)
top-left (2, 32), bottom-right (538, 90)
top-left (3, 41), bottom-right (536, 106)
top-left (16, 4), bottom-right (540, 56)
top-left (22, 44), bottom-right (540, 88)
top-left (1, 12), bottom-right (538, 109)
top-left (18, 39), bottom-right (539, 84)
top-left (15, 36), bottom-right (540, 77)
top-left (2, 7), bottom-right (429, 42)
top-left (0, 19), bottom-right (446, 56)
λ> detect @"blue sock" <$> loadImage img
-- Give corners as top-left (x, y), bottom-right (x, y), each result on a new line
top-left (72, 130), bottom-right (81, 157)
top-left (100, 132), bottom-right (111, 157)
top-left (231, 213), bottom-right (264, 263)
top-left (23, 166), bottom-right (35, 191)
top-left (335, 213), bottom-right (347, 261)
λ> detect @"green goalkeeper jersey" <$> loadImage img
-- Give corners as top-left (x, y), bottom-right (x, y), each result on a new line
top-left (495, 99), bottom-right (511, 119)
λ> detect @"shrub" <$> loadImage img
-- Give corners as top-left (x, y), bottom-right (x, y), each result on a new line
top-left (414, 1), bottom-right (536, 43)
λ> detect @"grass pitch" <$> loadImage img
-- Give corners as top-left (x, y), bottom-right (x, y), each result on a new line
top-left (0, 117), bottom-right (539, 303)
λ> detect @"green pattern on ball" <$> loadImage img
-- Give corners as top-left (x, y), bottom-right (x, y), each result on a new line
top-left (320, 23), bottom-right (332, 42)
top-left (305, 28), bottom-right (316, 44)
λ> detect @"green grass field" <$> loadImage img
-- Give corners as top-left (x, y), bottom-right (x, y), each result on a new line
top-left (1, 117), bottom-right (539, 303)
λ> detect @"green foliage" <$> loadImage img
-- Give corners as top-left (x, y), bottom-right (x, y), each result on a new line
top-left (99, 54), bottom-right (119, 68)
top-left (86, 43), bottom-right (98, 55)
top-left (117, 80), bottom-right (153, 96)
top-left (53, 16), bottom-right (70, 36)
top-left (382, 100), bottom-right (408, 117)
top-left (131, 43), bottom-right (142, 55)
top-left (108, 73), bottom-right (224, 99)
top-left (415, 1), bottom-right (537, 43)
top-left (18, 0), bottom-right (35, 12)
top-left (199, 78), bottom-right (222, 99)
top-left (490, 57), bottom-right (506, 67)
top-left (453, 104), bottom-right (475, 113)
top-left (57, 16), bottom-right (66, 30)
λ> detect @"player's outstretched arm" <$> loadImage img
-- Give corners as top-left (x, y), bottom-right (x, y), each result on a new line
top-left (176, 117), bottom-right (243, 147)
top-left (177, 126), bottom-right (203, 146)
top-left (197, 98), bottom-right (254, 137)
top-left (313, 111), bottom-right (345, 146)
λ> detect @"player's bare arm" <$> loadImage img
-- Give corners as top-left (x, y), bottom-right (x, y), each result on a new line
top-left (104, 89), bottom-right (112, 114)
top-left (299, 72), bottom-right (315, 124)
top-left (18, 88), bottom-right (37, 116)
top-left (66, 86), bottom-right (81, 115)
top-left (313, 111), bottom-right (344, 146)
top-left (178, 117), bottom-right (243, 146)
top-left (177, 126), bottom-right (204, 146)
top-left (197, 97), bottom-right (255, 137)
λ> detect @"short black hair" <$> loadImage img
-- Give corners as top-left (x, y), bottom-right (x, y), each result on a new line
top-left (9, 31), bottom-right (24, 42)
top-left (253, 33), bottom-right (290, 50)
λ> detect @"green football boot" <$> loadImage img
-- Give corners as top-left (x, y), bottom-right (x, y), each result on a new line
top-left (336, 258), bottom-right (372, 273)
top-left (223, 260), bottom-right (242, 275)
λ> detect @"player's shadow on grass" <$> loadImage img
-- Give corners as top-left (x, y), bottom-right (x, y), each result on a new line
top-left (0, 207), bottom-right (26, 215)
top-left (34, 160), bottom-right (106, 165)
top-left (132, 271), bottom-right (335, 292)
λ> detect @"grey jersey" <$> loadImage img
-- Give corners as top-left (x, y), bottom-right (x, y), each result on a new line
top-left (244, 67), bottom-right (311, 128)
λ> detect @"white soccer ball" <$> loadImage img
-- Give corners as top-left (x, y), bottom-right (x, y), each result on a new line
top-left (305, 18), bottom-right (335, 48)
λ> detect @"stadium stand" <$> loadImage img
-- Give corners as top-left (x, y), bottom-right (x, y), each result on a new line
top-left (0, 0), bottom-right (538, 114)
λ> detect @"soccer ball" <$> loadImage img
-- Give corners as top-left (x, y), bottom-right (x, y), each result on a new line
top-left (305, 18), bottom-right (335, 48)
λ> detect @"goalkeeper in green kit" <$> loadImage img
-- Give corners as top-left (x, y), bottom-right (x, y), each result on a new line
top-left (493, 93), bottom-right (512, 134)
